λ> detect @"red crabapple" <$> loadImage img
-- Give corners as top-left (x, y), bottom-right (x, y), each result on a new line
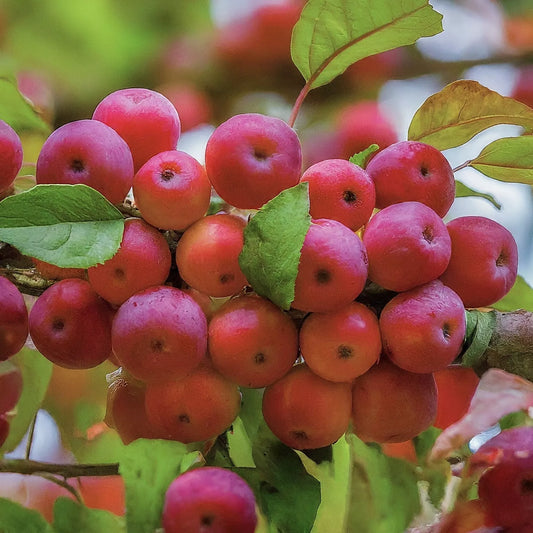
top-left (351, 357), bottom-right (437, 443)
top-left (0, 361), bottom-right (23, 414)
top-left (208, 293), bottom-right (298, 388)
top-left (111, 285), bottom-right (207, 383)
top-left (262, 363), bottom-right (352, 450)
top-left (92, 87), bottom-right (181, 172)
top-left (162, 467), bottom-right (257, 533)
top-left (175, 214), bottom-right (248, 298)
top-left (32, 257), bottom-right (86, 281)
top-left (144, 362), bottom-right (241, 444)
top-left (379, 280), bottom-right (466, 374)
top-left (299, 301), bottom-right (381, 383)
top-left (28, 279), bottom-right (114, 369)
top-left (292, 218), bottom-right (368, 313)
top-left (205, 113), bottom-right (302, 209)
top-left (440, 216), bottom-right (519, 308)
top-left (365, 140), bottom-right (455, 217)
top-left (35, 119), bottom-right (134, 204)
top-left (87, 217), bottom-right (172, 306)
top-left (0, 414), bottom-right (8, 447)
top-left (0, 276), bottom-right (29, 361)
top-left (132, 150), bottom-right (211, 231)
top-left (363, 201), bottom-right (451, 292)
top-left (299, 159), bottom-right (376, 231)
top-left (0, 119), bottom-right (23, 193)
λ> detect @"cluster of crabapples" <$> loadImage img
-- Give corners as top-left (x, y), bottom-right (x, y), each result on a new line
top-left (0, 88), bottom-right (519, 456)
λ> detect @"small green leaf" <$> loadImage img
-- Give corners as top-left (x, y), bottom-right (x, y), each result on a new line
top-left (291, 0), bottom-right (443, 90)
top-left (119, 439), bottom-right (203, 533)
top-left (0, 347), bottom-right (53, 454)
top-left (462, 310), bottom-right (497, 370)
top-left (0, 76), bottom-right (50, 134)
top-left (349, 144), bottom-right (380, 168)
top-left (239, 183), bottom-right (311, 310)
top-left (0, 498), bottom-right (54, 533)
top-left (0, 184), bottom-right (124, 268)
top-left (344, 434), bottom-right (420, 533)
top-left (493, 275), bottom-right (533, 312)
top-left (53, 498), bottom-right (126, 533)
top-left (469, 136), bottom-right (533, 183)
top-left (408, 80), bottom-right (533, 150)
top-left (454, 180), bottom-right (502, 210)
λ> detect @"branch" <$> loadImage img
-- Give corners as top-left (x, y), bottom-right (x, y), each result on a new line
top-left (0, 459), bottom-right (119, 478)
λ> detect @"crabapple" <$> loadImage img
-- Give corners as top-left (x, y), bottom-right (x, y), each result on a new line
top-left (379, 280), bottom-right (466, 374)
top-left (262, 363), bottom-right (352, 450)
top-left (0, 119), bottom-right (23, 193)
top-left (440, 216), bottom-right (519, 308)
top-left (363, 201), bottom-right (451, 292)
top-left (87, 217), bottom-right (172, 306)
top-left (132, 150), bottom-right (211, 231)
top-left (32, 257), bottom-right (86, 281)
top-left (111, 285), bottom-right (207, 383)
top-left (144, 362), bottom-right (241, 444)
top-left (437, 499), bottom-right (496, 533)
top-left (35, 119), bottom-right (134, 204)
top-left (0, 276), bottom-right (29, 361)
top-left (351, 357), bottom-right (437, 443)
top-left (365, 140), bottom-right (455, 217)
top-left (0, 414), bottom-right (8, 447)
top-left (205, 113), bottom-right (302, 209)
top-left (299, 159), bottom-right (376, 231)
top-left (162, 467), bottom-right (257, 533)
top-left (299, 301), bottom-right (381, 383)
top-left (433, 364), bottom-right (479, 430)
top-left (92, 87), bottom-right (181, 172)
top-left (208, 293), bottom-right (298, 388)
top-left (28, 279), bottom-right (114, 369)
top-left (292, 218), bottom-right (368, 313)
top-left (175, 214), bottom-right (248, 298)
top-left (0, 361), bottom-right (23, 414)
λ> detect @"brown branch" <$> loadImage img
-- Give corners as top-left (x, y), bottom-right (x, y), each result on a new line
top-left (0, 459), bottom-right (119, 478)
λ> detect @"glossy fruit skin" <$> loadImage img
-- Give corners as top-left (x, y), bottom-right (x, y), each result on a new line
top-left (205, 113), bottom-right (302, 209)
top-left (365, 140), bottom-right (455, 217)
top-left (299, 159), bottom-right (376, 231)
top-left (87, 218), bottom-right (172, 306)
top-left (32, 258), bottom-right (86, 281)
top-left (0, 361), bottom-right (23, 414)
top-left (363, 201), bottom-right (451, 292)
top-left (208, 293), bottom-right (298, 388)
top-left (351, 357), bottom-right (437, 443)
top-left (175, 214), bottom-right (248, 298)
top-left (28, 279), bottom-right (114, 369)
top-left (92, 87), bottom-right (181, 172)
top-left (0, 119), bottom-right (23, 193)
top-left (162, 467), bottom-right (257, 533)
top-left (35, 119), bottom-right (134, 204)
top-left (433, 364), bottom-right (479, 430)
top-left (292, 218), bottom-right (368, 313)
top-left (144, 363), bottom-right (241, 444)
top-left (111, 285), bottom-right (207, 383)
top-left (299, 301), bottom-right (381, 383)
top-left (132, 150), bottom-right (211, 231)
top-left (0, 276), bottom-right (29, 361)
top-left (379, 280), bottom-right (466, 374)
top-left (262, 363), bottom-right (352, 450)
top-left (440, 216), bottom-right (519, 308)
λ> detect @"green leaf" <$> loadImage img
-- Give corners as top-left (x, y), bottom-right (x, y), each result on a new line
top-left (454, 180), bottom-right (502, 210)
top-left (349, 144), bottom-right (380, 168)
top-left (0, 76), bottom-right (50, 134)
top-left (408, 80), bottom-right (533, 150)
top-left (0, 347), bottom-right (53, 454)
top-left (0, 498), bottom-right (54, 533)
top-left (493, 275), bottom-right (533, 312)
top-left (291, 0), bottom-right (443, 90)
top-left (119, 439), bottom-right (203, 533)
top-left (53, 498), bottom-right (125, 533)
top-left (239, 183), bottom-right (311, 310)
top-left (469, 135), bottom-right (533, 184)
top-left (0, 184), bottom-right (124, 268)
top-left (344, 434), bottom-right (420, 533)
top-left (462, 310), bottom-right (497, 370)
